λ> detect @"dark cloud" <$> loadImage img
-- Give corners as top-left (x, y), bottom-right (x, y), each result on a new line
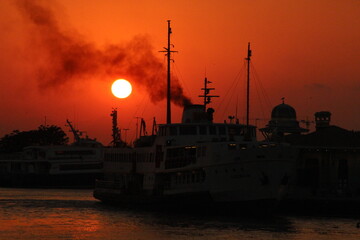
top-left (15, 0), bottom-right (191, 106)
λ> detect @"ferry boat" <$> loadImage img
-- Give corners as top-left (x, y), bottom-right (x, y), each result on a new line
top-left (93, 22), bottom-right (297, 209)
top-left (0, 120), bottom-right (103, 188)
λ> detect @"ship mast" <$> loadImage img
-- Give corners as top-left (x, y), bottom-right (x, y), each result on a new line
top-left (160, 20), bottom-right (177, 124)
top-left (198, 77), bottom-right (219, 111)
top-left (245, 42), bottom-right (252, 128)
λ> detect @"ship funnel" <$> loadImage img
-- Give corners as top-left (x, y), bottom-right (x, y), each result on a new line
top-left (182, 104), bottom-right (213, 123)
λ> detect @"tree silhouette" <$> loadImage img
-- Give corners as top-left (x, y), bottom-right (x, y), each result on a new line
top-left (0, 125), bottom-right (69, 153)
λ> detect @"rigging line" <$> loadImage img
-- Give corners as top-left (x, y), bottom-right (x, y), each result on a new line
top-left (173, 62), bottom-right (192, 98)
top-left (222, 61), bottom-right (247, 121)
top-left (215, 61), bottom-right (247, 119)
top-left (217, 66), bottom-right (244, 108)
top-left (249, 61), bottom-right (263, 120)
top-left (126, 55), bottom-right (165, 132)
top-left (221, 81), bottom-right (240, 119)
top-left (251, 62), bottom-right (272, 109)
top-left (252, 67), bottom-right (266, 125)
top-left (126, 94), bottom-right (148, 145)
top-left (250, 62), bottom-right (272, 124)
top-left (216, 71), bottom-right (241, 120)
top-left (127, 93), bottom-right (148, 130)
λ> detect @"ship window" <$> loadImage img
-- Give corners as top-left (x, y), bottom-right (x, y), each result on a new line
top-left (170, 126), bottom-right (178, 136)
top-left (59, 163), bottom-right (103, 171)
top-left (159, 126), bottom-right (166, 136)
top-left (201, 171), bottom-right (206, 181)
top-left (55, 150), bottom-right (94, 155)
top-left (209, 126), bottom-right (216, 135)
top-left (202, 146), bottom-right (206, 156)
top-left (228, 143), bottom-right (237, 150)
top-left (219, 126), bottom-right (226, 135)
top-left (229, 126), bottom-right (245, 136)
top-left (236, 126), bottom-right (242, 135)
top-left (179, 126), bottom-right (197, 135)
top-left (239, 144), bottom-right (247, 150)
top-left (199, 126), bottom-right (207, 135)
top-left (165, 147), bottom-right (196, 169)
top-left (197, 147), bottom-right (201, 157)
top-left (197, 146), bottom-right (206, 157)
top-left (246, 127), bottom-right (256, 138)
top-left (39, 151), bottom-right (46, 159)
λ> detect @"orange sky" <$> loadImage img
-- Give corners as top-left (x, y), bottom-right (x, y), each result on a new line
top-left (1, 0), bottom-right (359, 145)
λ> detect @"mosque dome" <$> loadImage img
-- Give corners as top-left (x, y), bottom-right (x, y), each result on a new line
top-left (260, 100), bottom-right (309, 140)
top-left (271, 103), bottom-right (297, 120)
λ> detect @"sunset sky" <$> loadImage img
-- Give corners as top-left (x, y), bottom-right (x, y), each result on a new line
top-left (1, 0), bottom-right (359, 145)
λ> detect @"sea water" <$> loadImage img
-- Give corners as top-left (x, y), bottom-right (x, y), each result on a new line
top-left (0, 188), bottom-right (359, 240)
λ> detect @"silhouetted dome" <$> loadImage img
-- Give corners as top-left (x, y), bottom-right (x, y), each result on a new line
top-left (260, 102), bottom-right (308, 138)
top-left (271, 103), bottom-right (296, 119)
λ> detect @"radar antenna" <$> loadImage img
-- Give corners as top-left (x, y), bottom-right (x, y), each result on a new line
top-left (110, 108), bottom-right (122, 147)
top-left (198, 77), bottom-right (219, 111)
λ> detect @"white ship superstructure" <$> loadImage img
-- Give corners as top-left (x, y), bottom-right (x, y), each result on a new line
top-left (95, 105), bottom-right (296, 206)
top-left (0, 121), bottom-right (103, 188)
top-left (93, 21), bottom-right (297, 207)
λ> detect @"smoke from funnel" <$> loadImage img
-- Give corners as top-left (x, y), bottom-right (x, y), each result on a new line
top-left (15, 0), bottom-right (192, 106)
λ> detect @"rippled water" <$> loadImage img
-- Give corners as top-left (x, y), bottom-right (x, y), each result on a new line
top-left (0, 188), bottom-right (359, 240)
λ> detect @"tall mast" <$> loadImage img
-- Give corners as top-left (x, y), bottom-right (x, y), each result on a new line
top-left (160, 20), bottom-right (176, 124)
top-left (166, 20), bottom-right (172, 124)
top-left (245, 42), bottom-right (252, 127)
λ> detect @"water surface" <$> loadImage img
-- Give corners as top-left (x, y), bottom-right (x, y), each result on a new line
top-left (0, 188), bottom-right (359, 240)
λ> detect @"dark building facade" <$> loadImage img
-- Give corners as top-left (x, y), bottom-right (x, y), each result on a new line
top-left (262, 103), bottom-right (360, 212)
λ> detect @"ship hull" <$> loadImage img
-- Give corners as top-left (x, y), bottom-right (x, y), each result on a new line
top-left (93, 188), bottom-right (278, 214)
top-left (0, 172), bottom-right (103, 188)
top-left (94, 157), bottom-right (293, 212)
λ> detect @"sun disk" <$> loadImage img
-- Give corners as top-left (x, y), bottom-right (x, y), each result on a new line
top-left (111, 79), bottom-right (132, 99)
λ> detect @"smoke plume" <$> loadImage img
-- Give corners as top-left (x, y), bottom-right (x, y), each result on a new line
top-left (15, 0), bottom-right (191, 106)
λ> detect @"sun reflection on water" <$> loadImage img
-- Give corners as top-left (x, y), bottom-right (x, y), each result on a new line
top-left (0, 188), bottom-right (359, 240)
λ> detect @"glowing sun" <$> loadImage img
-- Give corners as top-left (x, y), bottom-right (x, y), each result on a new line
top-left (111, 79), bottom-right (132, 98)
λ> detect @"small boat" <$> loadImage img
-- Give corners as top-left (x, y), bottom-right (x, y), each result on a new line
top-left (0, 120), bottom-right (103, 188)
